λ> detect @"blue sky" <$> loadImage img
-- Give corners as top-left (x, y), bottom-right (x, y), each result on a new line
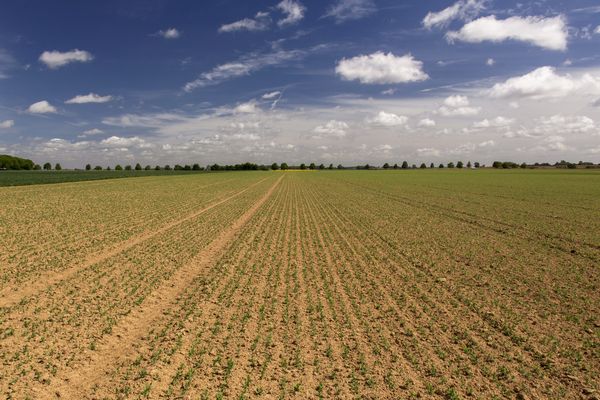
top-left (1, 0), bottom-right (600, 167)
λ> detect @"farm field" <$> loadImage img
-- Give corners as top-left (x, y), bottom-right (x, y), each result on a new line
top-left (0, 170), bottom-right (207, 187)
top-left (0, 170), bottom-right (598, 399)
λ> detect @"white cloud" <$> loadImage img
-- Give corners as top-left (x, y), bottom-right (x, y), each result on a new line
top-left (324, 0), bottom-right (376, 23)
top-left (234, 101), bottom-right (260, 114)
top-left (381, 88), bottom-right (396, 95)
top-left (65, 93), bottom-right (113, 104)
top-left (417, 147), bottom-right (441, 157)
top-left (184, 49), bottom-right (303, 91)
top-left (100, 136), bottom-right (153, 149)
top-left (418, 118), bottom-right (436, 127)
top-left (486, 58), bottom-right (495, 66)
top-left (219, 11), bottom-right (271, 33)
top-left (28, 100), bottom-right (57, 114)
top-left (373, 144), bottom-right (392, 151)
top-left (79, 128), bottom-right (104, 137)
top-left (277, 0), bottom-right (305, 27)
top-left (0, 119), bottom-right (14, 128)
top-left (157, 28), bottom-right (181, 39)
top-left (367, 111), bottom-right (408, 127)
top-left (39, 49), bottom-right (93, 69)
top-left (313, 120), bottom-right (348, 137)
top-left (536, 135), bottom-right (571, 151)
top-left (0, 49), bottom-right (17, 79)
top-left (478, 139), bottom-right (495, 147)
top-left (262, 91), bottom-right (281, 99)
top-left (446, 15), bottom-right (568, 51)
top-left (473, 116), bottom-right (514, 128)
top-left (439, 95), bottom-right (480, 116)
top-left (335, 52), bottom-right (428, 84)
top-left (489, 66), bottom-right (600, 99)
top-left (422, 0), bottom-right (486, 29)
top-left (595, 26), bottom-right (600, 34)
top-left (539, 115), bottom-right (596, 134)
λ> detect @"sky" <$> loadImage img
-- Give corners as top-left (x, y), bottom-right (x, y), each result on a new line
top-left (1, 0), bottom-right (600, 167)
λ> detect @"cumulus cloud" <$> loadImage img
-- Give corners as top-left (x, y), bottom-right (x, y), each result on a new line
top-left (489, 66), bottom-right (600, 99)
top-left (100, 136), bottom-right (153, 149)
top-left (422, 0), bottom-right (486, 29)
top-left (335, 52), bottom-right (428, 84)
top-left (367, 111), bottom-right (408, 127)
top-left (0, 119), bottom-right (14, 128)
top-left (538, 115), bottom-right (596, 134)
top-left (277, 0), bottom-right (305, 27)
top-left (595, 26), bottom-right (600, 34)
top-left (486, 58), bottom-right (495, 66)
top-left (219, 11), bottom-right (271, 33)
top-left (234, 101), bottom-right (260, 114)
top-left (418, 118), bottom-right (436, 127)
top-left (478, 139), bottom-right (495, 147)
top-left (39, 49), bottom-right (93, 69)
top-left (313, 120), bottom-right (348, 137)
top-left (28, 100), bottom-right (57, 114)
top-left (262, 91), bottom-right (281, 99)
top-left (184, 49), bottom-right (303, 91)
top-left (438, 95), bottom-right (480, 116)
top-left (472, 116), bottom-right (514, 128)
top-left (417, 147), bottom-right (441, 157)
top-left (78, 128), bottom-right (104, 137)
top-left (324, 0), bottom-right (376, 23)
top-left (156, 28), bottom-right (181, 39)
top-left (446, 15), bottom-right (568, 51)
top-left (65, 93), bottom-right (113, 104)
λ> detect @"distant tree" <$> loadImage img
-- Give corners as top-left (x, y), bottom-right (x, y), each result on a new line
top-left (164, 165), bottom-right (172, 170)
top-left (520, 162), bottom-right (527, 169)
top-left (430, 163), bottom-right (435, 169)
top-left (457, 161), bottom-right (464, 168)
top-left (492, 161), bottom-right (502, 168)
top-left (467, 161), bottom-right (472, 168)
top-left (280, 162), bottom-right (288, 170)
top-left (134, 163), bottom-right (142, 171)
top-left (115, 164), bottom-right (123, 170)
top-left (271, 162), bottom-right (279, 170)
top-left (145, 165), bottom-right (151, 170)
top-left (328, 163), bottom-right (334, 170)
top-left (192, 163), bottom-right (201, 171)
top-left (447, 162), bottom-right (455, 168)
top-left (155, 165), bottom-right (161, 171)
top-left (337, 164), bottom-right (344, 169)
top-left (174, 165), bottom-right (183, 170)
top-left (184, 165), bottom-right (191, 171)
top-left (420, 163), bottom-right (427, 169)
top-left (474, 162), bottom-right (480, 168)
top-left (300, 163), bottom-right (306, 170)
top-left (318, 163), bottom-right (325, 170)
top-left (43, 162), bottom-right (52, 170)
top-left (401, 161), bottom-right (409, 169)
top-left (393, 163), bottom-right (398, 169)
top-left (309, 163), bottom-right (316, 170)
top-left (54, 163), bottom-right (62, 170)
top-left (125, 165), bottom-right (132, 171)
top-left (85, 164), bottom-right (91, 171)
top-left (439, 163), bottom-right (444, 169)
top-left (106, 166), bottom-right (111, 170)
top-left (33, 164), bottom-right (41, 170)
top-left (94, 165), bottom-right (102, 170)
top-left (411, 164), bottom-right (417, 169)
top-left (383, 163), bottom-right (390, 169)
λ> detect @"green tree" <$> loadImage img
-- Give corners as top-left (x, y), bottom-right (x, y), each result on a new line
top-left (155, 165), bottom-right (161, 170)
top-left (192, 163), bottom-right (201, 171)
top-left (94, 165), bottom-right (102, 170)
top-left (300, 163), bottom-right (306, 170)
top-left (474, 162), bottom-right (480, 168)
top-left (328, 163), bottom-right (334, 170)
top-left (420, 163), bottom-right (427, 169)
top-left (466, 161), bottom-right (472, 168)
top-left (145, 165), bottom-right (151, 170)
top-left (492, 161), bottom-right (502, 168)
top-left (520, 162), bottom-right (527, 169)
top-left (318, 163), bottom-right (325, 170)
top-left (164, 165), bottom-right (172, 170)
top-left (134, 163), bottom-right (142, 171)
top-left (430, 163), bottom-right (435, 168)
top-left (115, 164), bottom-right (123, 170)
top-left (457, 161), bottom-right (464, 168)
top-left (337, 164), bottom-right (344, 169)
top-left (43, 162), bottom-right (52, 170)
top-left (401, 161), bottom-right (408, 169)
top-left (54, 163), bottom-right (62, 170)
top-left (184, 165), bottom-right (191, 171)
top-left (439, 163), bottom-right (444, 168)
top-left (447, 162), bottom-right (455, 168)
top-left (125, 165), bottom-right (132, 170)
top-left (271, 162), bottom-right (279, 170)
top-left (309, 163), bottom-right (316, 170)
top-left (281, 162), bottom-right (288, 170)
top-left (33, 164), bottom-right (41, 170)
top-left (383, 163), bottom-right (390, 169)
top-left (85, 164), bottom-right (91, 171)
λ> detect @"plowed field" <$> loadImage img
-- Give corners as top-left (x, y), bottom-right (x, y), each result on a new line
top-left (1, 170), bottom-right (598, 399)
